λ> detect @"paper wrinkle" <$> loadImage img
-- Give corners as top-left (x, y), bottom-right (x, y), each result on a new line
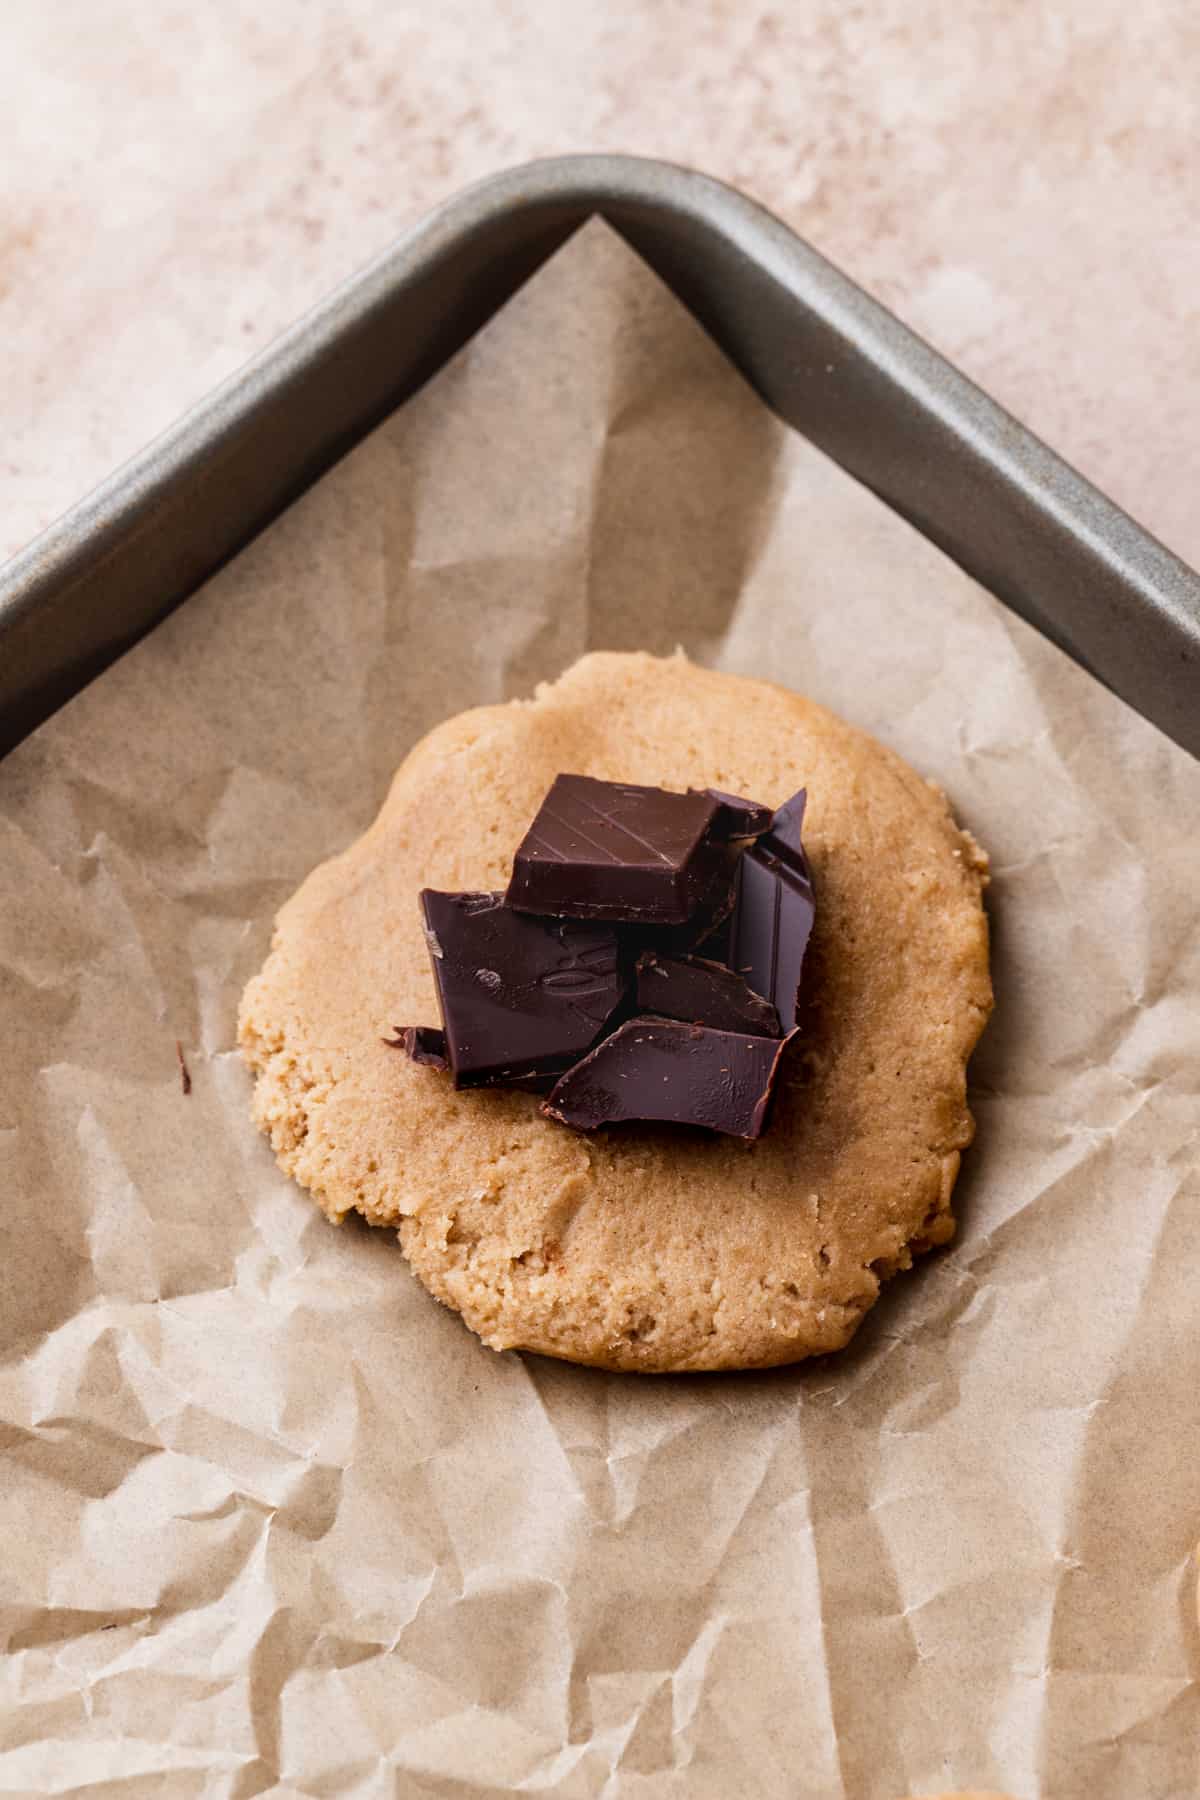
top-left (2, 218), bottom-right (1200, 1797)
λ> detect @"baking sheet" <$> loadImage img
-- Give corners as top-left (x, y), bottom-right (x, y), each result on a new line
top-left (1, 219), bottom-right (1197, 1799)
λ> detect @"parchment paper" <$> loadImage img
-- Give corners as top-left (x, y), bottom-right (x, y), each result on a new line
top-left (2, 221), bottom-right (1197, 1800)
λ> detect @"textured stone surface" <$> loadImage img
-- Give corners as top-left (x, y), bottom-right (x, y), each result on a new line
top-left (4, 1), bottom-right (1199, 569)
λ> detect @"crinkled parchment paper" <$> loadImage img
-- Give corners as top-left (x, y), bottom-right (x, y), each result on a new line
top-left (2, 221), bottom-right (1198, 1799)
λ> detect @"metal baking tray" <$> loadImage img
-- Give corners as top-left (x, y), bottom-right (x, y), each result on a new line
top-left (2, 153), bottom-right (1198, 763)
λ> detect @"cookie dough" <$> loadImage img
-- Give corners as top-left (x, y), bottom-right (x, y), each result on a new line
top-left (239, 651), bottom-right (992, 1372)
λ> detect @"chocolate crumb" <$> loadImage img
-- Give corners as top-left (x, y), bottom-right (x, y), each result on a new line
top-left (175, 1039), bottom-right (192, 1096)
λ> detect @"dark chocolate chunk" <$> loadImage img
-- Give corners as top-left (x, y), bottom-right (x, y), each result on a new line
top-left (636, 951), bottom-right (781, 1036)
top-left (505, 774), bottom-right (741, 926)
top-left (385, 1025), bottom-right (450, 1070)
top-left (727, 789), bottom-right (816, 1032)
top-left (542, 1016), bottom-right (793, 1140)
top-left (695, 788), bottom-right (773, 840)
top-left (420, 890), bottom-right (626, 1088)
top-left (767, 789), bottom-right (809, 857)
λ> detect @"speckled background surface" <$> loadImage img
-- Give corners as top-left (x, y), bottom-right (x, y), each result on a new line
top-left (3, 1), bottom-right (1199, 568)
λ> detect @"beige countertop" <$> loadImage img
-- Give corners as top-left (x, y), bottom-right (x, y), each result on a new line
top-left (4, 0), bottom-right (1198, 569)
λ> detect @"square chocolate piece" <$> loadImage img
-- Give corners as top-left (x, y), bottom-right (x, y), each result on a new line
top-left (420, 890), bottom-right (627, 1089)
top-left (505, 774), bottom-right (735, 926)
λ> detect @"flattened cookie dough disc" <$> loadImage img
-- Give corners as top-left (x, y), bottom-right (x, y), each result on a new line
top-left (239, 652), bottom-right (992, 1372)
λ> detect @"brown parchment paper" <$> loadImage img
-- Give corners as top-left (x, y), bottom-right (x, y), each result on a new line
top-left (2, 221), bottom-right (1198, 1800)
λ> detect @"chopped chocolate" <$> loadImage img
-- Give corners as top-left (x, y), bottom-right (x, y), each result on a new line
top-left (542, 1016), bottom-right (793, 1140)
top-left (174, 1038), bottom-right (192, 1096)
top-left (727, 789), bottom-right (816, 1033)
top-left (385, 1024), bottom-right (450, 1070)
top-left (505, 774), bottom-right (750, 926)
top-left (420, 890), bottom-right (627, 1089)
top-left (390, 773), bottom-right (814, 1142)
top-left (636, 951), bottom-right (781, 1036)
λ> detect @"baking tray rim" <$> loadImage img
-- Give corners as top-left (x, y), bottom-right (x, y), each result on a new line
top-left (1, 151), bottom-right (1197, 761)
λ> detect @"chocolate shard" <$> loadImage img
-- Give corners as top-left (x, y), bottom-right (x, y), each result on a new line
top-left (636, 951), bottom-right (781, 1036)
top-left (385, 1025), bottom-right (450, 1070)
top-left (695, 787), bottom-right (773, 840)
top-left (420, 890), bottom-right (627, 1089)
top-left (542, 1016), bottom-right (793, 1141)
top-left (727, 788), bottom-right (816, 1033)
top-left (765, 788), bottom-right (808, 856)
top-left (505, 774), bottom-right (744, 926)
